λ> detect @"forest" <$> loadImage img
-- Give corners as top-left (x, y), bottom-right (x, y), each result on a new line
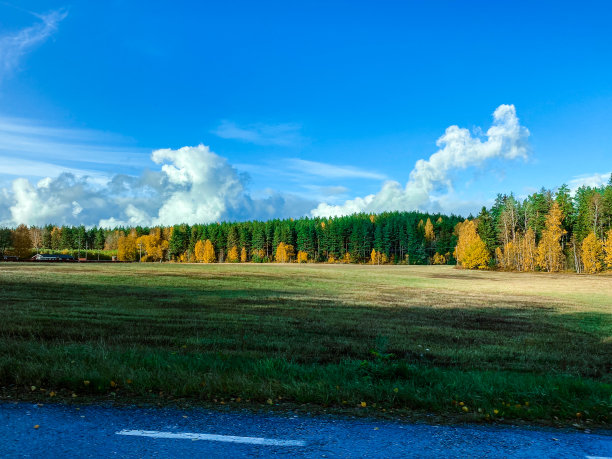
top-left (2, 176), bottom-right (612, 273)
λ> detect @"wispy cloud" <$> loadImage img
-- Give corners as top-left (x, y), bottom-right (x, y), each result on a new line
top-left (0, 116), bottom-right (150, 169)
top-left (285, 159), bottom-right (387, 180)
top-left (0, 8), bottom-right (68, 80)
top-left (213, 120), bottom-right (304, 146)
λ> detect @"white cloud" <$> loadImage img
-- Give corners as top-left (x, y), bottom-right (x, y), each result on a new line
top-left (213, 120), bottom-right (304, 146)
top-left (1, 144), bottom-right (316, 227)
top-left (0, 9), bottom-right (67, 81)
top-left (311, 104), bottom-right (530, 217)
top-left (568, 172), bottom-right (611, 191)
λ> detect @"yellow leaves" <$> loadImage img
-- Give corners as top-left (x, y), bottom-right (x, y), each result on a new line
top-left (275, 242), bottom-right (295, 263)
top-left (296, 251), bottom-right (308, 263)
top-left (49, 391), bottom-right (56, 397)
top-left (455, 220), bottom-right (490, 269)
top-left (34, 425), bottom-right (40, 429)
top-left (493, 409), bottom-right (499, 415)
top-left (195, 239), bottom-right (216, 263)
top-left (117, 231), bottom-right (138, 261)
top-left (240, 247), bottom-right (248, 263)
top-left (360, 401), bottom-right (367, 407)
top-left (432, 253), bottom-right (446, 265)
top-left (370, 250), bottom-right (385, 265)
top-left (582, 232), bottom-right (604, 274)
top-left (497, 228), bottom-right (536, 272)
top-left (424, 218), bottom-right (435, 242)
top-left (536, 202), bottom-right (566, 272)
top-left (393, 387), bottom-right (399, 393)
top-left (136, 228), bottom-right (169, 262)
top-left (604, 229), bottom-right (612, 268)
top-left (83, 380), bottom-right (90, 386)
top-left (266, 398), bottom-right (273, 405)
top-left (462, 406), bottom-right (469, 412)
top-left (110, 381), bottom-right (117, 388)
top-left (227, 246), bottom-right (239, 263)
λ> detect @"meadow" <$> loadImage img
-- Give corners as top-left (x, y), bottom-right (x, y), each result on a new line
top-left (0, 263), bottom-right (610, 426)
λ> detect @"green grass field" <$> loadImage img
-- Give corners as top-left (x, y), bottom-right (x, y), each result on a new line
top-left (0, 263), bottom-right (610, 426)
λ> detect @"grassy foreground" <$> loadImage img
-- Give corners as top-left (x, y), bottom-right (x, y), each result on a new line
top-left (0, 263), bottom-right (610, 426)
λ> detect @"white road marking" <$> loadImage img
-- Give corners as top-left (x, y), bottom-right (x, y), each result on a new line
top-left (116, 429), bottom-right (306, 447)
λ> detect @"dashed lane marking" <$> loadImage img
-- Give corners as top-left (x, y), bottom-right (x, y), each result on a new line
top-left (116, 429), bottom-right (306, 447)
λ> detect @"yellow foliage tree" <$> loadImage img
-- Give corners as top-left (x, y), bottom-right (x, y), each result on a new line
top-left (117, 230), bottom-right (138, 261)
top-left (136, 228), bottom-right (168, 262)
top-left (194, 240), bottom-right (205, 262)
top-left (227, 246), bottom-right (239, 262)
top-left (455, 219), bottom-right (490, 269)
top-left (432, 253), bottom-right (446, 265)
top-left (297, 250), bottom-right (308, 263)
top-left (275, 242), bottom-right (294, 263)
top-left (536, 202), bottom-right (566, 272)
top-left (582, 232), bottom-right (604, 274)
top-left (424, 218), bottom-right (435, 241)
top-left (342, 252), bottom-right (351, 263)
top-left (240, 247), bottom-right (248, 262)
top-left (370, 248), bottom-right (377, 264)
top-left (11, 224), bottom-right (32, 258)
top-left (202, 240), bottom-right (216, 263)
top-left (604, 229), bottom-right (612, 268)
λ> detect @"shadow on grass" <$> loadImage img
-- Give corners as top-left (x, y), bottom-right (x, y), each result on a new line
top-left (1, 277), bottom-right (610, 424)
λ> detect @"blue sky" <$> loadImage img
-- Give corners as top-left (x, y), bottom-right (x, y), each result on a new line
top-left (0, 1), bottom-right (611, 226)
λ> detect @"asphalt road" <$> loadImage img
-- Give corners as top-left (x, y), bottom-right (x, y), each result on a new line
top-left (1, 402), bottom-right (610, 458)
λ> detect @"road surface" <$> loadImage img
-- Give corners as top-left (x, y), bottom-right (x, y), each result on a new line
top-left (1, 402), bottom-right (610, 458)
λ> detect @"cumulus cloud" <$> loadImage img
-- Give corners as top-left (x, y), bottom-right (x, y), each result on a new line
top-left (1, 144), bottom-right (315, 227)
top-left (0, 8), bottom-right (67, 80)
top-left (311, 104), bottom-right (530, 217)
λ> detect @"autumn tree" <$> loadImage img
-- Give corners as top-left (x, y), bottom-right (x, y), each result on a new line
top-left (202, 240), bottom-right (216, 263)
top-left (604, 229), bottom-right (612, 268)
top-left (240, 247), bottom-right (248, 263)
top-left (455, 220), bottom-right (489, 269)
top-left (227, 246), bottom-right (239, 262)
top-left (581, 232), bottom-right (604, 274)
top-left (11, 224), bottom-right (32, 259)
top-left (424, 218), bottom-right (435, 241)
top-left (297, 250), bottom-right (308, 263)
top-left (275, 242), bottom-right (294, 263)
top-left (536, 202), bottom-right (566, 272)
top-left (432, 253), bottom-right (446, 264)
top-left (136, 228), bottom-right (168, 262)
top-left (118, 230), bottom-right (138, 261)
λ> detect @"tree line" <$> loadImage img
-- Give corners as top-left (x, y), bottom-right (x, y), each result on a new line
top-left (454, 176), bottom-right (612, 273)
top-left (3, 175), bottom-right (612, 272)
top-left (0, 211), bottom-right (462, 264)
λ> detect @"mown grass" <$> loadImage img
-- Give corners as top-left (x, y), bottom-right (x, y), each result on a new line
top-left (0, 263), bottom-right (610, 426)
